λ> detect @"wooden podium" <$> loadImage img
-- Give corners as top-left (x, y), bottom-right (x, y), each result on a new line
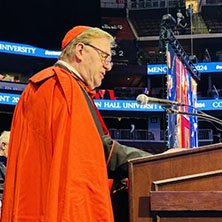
top-left (128, 143), bottom-right (222, 222)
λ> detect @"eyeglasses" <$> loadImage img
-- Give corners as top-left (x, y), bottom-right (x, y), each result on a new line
top-left (85, 43), bottom-right (112, 66)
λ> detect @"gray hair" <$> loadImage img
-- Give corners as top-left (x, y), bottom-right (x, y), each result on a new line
top-left (59, 27), bottom-right (115, 61)
top-left (0, 131), bottom-right (10, 145)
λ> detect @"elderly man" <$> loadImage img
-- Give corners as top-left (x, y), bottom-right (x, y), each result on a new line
top-left (1, 26), bottom-right (153, 222)
top-left (0, 130), bottom-right (10, 217)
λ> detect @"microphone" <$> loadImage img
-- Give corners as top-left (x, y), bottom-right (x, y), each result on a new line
top-left (136, 94), bottom-right (183, 106)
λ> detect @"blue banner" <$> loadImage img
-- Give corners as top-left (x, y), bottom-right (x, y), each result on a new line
top-left (1, 41), bottom-right (222, 73)
top-left (148, 62), bottom-right (222, 75)
top-left (0, 93), bottom-right (20, 105)
top-left (0, 41), bottom-right (61, 58)
top-left (94, 100), bottom-right (164, 111)
top-left (197, 99), bottom-right (222, 110)
top-left (0, 92), bottom-right (221, 111)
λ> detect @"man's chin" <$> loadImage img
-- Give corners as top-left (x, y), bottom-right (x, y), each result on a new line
top-left (95, 80), bottom-right (102, 88)
top-left (88, 80), bottom-right (102, 90)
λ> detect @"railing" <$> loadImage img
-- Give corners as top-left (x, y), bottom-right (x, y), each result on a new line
top-left (100, 0), bottom-right (222, 10)
top-left (128, 0), bottom-right (180, 10)
top-left (198, 129), bottom-right (213, 141)
top-left (100, 0), bottom-right (126, 9)
top-left (109, 128), bottom-right (156, 140)
top-left (204, 0), bottom-right (222, 6)
top-left (100, 0), bottom-right (184, 9)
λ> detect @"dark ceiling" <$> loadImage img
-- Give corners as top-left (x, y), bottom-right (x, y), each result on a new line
top-left (0, 0), bottom-right (101, 50)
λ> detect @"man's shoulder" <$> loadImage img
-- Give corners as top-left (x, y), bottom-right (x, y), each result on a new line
top-left (29, 66), bottom-right (76, 85)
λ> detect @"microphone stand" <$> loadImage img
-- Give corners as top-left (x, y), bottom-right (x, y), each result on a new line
top-left (165, 107), bottom-right (222, 126)
top-left (136, 95), bottom-right (222, 126)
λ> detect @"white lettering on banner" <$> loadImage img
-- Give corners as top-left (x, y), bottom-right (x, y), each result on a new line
top-left (122, 102), bottom-right (157, 109)
top-left (216, 65), bottom-right (222, 70)
top-left (196, 102), bottom-right (205, 108)
top-left (12, 97), bottom-right (19, 103)
top-left (0, 95), bottom-right (10, 102)
top-left (195, 65), bottom-right (207, 71)
top-left (0, 44), bottom-right (36, 54)
top-left (111, 50), bottom-right (117, 56)
top-left (104, 102), bottom-right (121, 108)
top-left (123, 102), bottom-right (141, 109)
top-left (212, 101), bottom-right (222, 108)
top-left (102, 24), bottom-right (123, 30)
top-left (144, 104), bottom-right (158, 109)
top-left (94, 101), bottom-right (160, 110)
top-left (111, 49), bottom-right (124, 57)
top-left (94, 101), bottom-right (102, 108)
top-left (45, 50), bottom-right (61, 56)
top-left (148, 66), bottom-right (167, 74)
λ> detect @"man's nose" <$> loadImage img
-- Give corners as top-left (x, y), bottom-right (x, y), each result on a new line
top-left (104, 62), bottom-right (112, 71)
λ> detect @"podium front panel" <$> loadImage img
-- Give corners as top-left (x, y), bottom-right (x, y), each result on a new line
top-left (128, 143), bottom-right (222, 222)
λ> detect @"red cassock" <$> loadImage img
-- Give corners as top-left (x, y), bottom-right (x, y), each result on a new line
top-left (1, 67), bottom-right (114, 222)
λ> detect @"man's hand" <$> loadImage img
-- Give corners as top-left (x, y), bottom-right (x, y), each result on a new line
top-left (163, 148), bottom-right (188, 154)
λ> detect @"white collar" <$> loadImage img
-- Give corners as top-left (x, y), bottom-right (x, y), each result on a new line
top-left (56, 60), bottom-right (84, 81)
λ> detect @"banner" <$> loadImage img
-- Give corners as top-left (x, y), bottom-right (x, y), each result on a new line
top-left (148, 62), bottom-right (222, 75)
top-left (167, 43), bottom-right (198, 148)
top-left (0, 41), bottom-right (60, 58)
top-left (0, 92), bottom-right (221, 111)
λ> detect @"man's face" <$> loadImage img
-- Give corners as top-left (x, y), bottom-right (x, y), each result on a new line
top-left (80, 37), bottom-right (112, 90)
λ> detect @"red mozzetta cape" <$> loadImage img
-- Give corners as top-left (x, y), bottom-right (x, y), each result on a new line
top-left (1, 67), bottom-right (114, 222)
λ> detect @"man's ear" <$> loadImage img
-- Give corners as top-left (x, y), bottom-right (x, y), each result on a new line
top-left (1, 142), bottom-right (6, 151)
top-left (75, 42), bottom-right (85, 61)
